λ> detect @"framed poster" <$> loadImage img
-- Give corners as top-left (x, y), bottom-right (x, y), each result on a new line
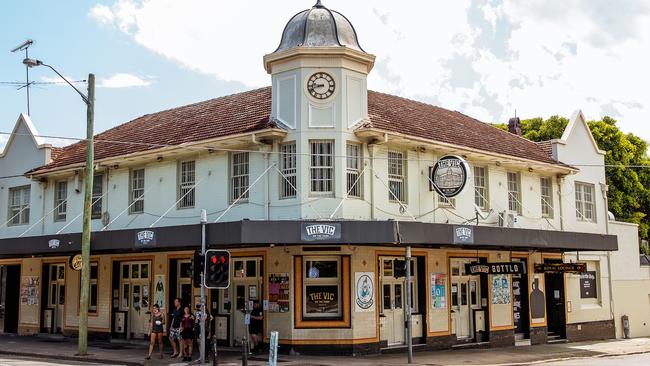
top-left (268, 273), bottom-right (290, 312)
top-left (354, 272), bottom-right (375, 312)
top-left (153, 275), bottom-right (165, 309)
top-left (431, 273), bottom-right (447, 309)
top-left (491, 274), bottom-right (510, 305)
top-left (580, 271), bottom-right (598, 299)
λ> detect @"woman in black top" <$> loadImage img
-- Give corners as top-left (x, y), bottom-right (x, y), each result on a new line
top-left (249, 302), bottom-right (263, 353)
top-left (146, 304), bottom-right (165, 360)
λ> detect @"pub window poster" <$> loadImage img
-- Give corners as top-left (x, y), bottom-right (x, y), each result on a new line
top-left (268, 273), bottom-right (290, 313)
top-left (305, 285), bottom-right (339, 314)
top-left (491, 274), bottom-right (511, 305)
top-left (430, 273), bottom-right (447, 309)
top-left (580, 271), bottom-right (598, 299)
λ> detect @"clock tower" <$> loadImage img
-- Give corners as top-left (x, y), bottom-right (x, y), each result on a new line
top-left (263, 0), bottom-right (375, 131)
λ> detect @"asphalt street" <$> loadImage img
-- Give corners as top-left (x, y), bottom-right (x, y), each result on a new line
top-left (522, 353), bottom-right (650, 365)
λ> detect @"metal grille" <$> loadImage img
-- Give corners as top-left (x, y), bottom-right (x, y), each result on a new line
top-left (130, 169), bottom-right (145, 213)
top-left (179, 161), bottom-right (196, 208)
top-left (540, 177), bottom-right (553, 217)
top-left (231, 152), bottom-right (249, 201)
top-left (346, 143), bottom-right (361, 198)
top-left (388, 151), bottom-right (405, 201)
top-left (473, 166), bottom-right (488, 209)
top-left (507, 172), bottom-right (520, 213)
top-left (8, 186), bottom-right (30, 225)
top-left (54, 181), bottom-right (67, 221)
top-left (91, 174), bottom-right (103, 219)
top-left (280, 143), bottom-right (297, 198)
top-left (310, 140), bottom-right (334, 193)
top-left (438, 195), bottom-right (455, 207)
top-left (575, 182), bottom-right (595, 221)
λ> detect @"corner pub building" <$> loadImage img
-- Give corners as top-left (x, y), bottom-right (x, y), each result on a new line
top-left (2, 1), bottom-right (646, 356)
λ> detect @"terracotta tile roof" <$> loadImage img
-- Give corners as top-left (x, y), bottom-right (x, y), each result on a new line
top-left (49, 147), bottom-right (63, 162)
top-left (536, 141), bottom-right (553, 158)
top-left (29, 87), bottom-right (567, 174)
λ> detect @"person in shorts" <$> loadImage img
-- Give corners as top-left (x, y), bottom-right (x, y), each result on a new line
top-left (146, 304), bottom-right (165, 360)
top-left (249, 301), bottom-right (263, 353)
top-left (168, 298), bottom-right (183, 358)
top-left (180, 305), bottom-right (196, 361)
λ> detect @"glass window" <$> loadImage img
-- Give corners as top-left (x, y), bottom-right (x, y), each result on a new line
top-left (246, 260), bottom-right (257, 278)
top-left (140, 263), bottom-right (149, 279)
top-left (280, 142), bottom-right (297, 199)
top-left (346, 143), bottom-right (362, 198)
top-left (8, 185), bottom-right (30, 225)
top-left (131, 264), bottom-right (139, 279)
top-left (470, 280), bottom-right (478, 306)
top-left (230, 152), bottom-right (249, 202)
top-left (383, 260), bottom-right (393, 277)
top-left (122, 264), bottom-right (129, 279)
top-left (507, 172), bottom-right (521, 214)
top-left (383, 284), bottom-right (391, 311)
top-left (451, 284), bottom-right (459, 307)
top-left (88, 263), bottom-right (98, 312)
top-left (130, 169), bottom-right (145, 213)
top-left (180, 262), bottom-right (192, 279)
top-left (394, 284), bottom-right (402, 309)
top-left (90, 264), bottom-right (98, 280)
top-left (460, 283), bottom-right (468, 306)
top-left (59, 285), bottom-right (65, 305)
top-left (310, 140), bottom-right (334, 194)
top-left (50, 284), bottom-right (57, 306)
top-left (575, 182), bottom-right (596, 222)
top-left (303, 257), bottom-right (341, 318)
top-left (91, 174), bottom-right (103, 219)
top-left (178, 160), bottom-right (196, 208)
top-left (54, 181), bottom-right (67, 221)
top-left (474, 166), bottom-right (488, 210)
top-left (540, 177), bottom-right (553, 218)
top-left (388, 151), bottom-right (405, 202)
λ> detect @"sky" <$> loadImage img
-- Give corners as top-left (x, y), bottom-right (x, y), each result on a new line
top-left (1, 0), bottom-right (650, 153)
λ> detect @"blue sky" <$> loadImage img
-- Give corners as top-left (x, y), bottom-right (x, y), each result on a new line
top-left (2, 0), bottom-right (649, 152)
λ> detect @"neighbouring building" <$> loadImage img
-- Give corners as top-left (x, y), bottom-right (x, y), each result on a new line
top-left (1, 1), bottom-right (649, 355)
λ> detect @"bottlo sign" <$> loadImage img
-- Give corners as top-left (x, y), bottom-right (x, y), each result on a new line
top-left (465, 262), bottom-right (526, 275)
top-left (534, 263), bottom-right (586, 274)
top-left (430, 155), bottom-right (470, 198)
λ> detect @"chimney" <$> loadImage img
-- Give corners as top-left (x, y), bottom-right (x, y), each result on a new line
top-left (508, 117), bottom-right (522, 136)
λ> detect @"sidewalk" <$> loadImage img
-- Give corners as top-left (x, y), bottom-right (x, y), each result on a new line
top-left (0, 334), bottom-right (649, 366)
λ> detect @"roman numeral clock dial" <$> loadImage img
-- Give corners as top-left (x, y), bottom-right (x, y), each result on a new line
top-left (307, 72), bottom-right (335, 100)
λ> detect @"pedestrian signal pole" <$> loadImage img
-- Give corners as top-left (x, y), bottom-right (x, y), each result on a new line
top-left (200, 209), bottom-right (207, 363)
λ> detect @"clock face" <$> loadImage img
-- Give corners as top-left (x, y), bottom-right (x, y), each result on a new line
top-left (307, 72), bottom-right (335, 100)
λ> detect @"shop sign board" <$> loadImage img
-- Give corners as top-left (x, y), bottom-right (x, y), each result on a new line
top-left (465, 261), bottom-right (526, 275)
top-left (135, 229), bottom-right (156, 248)
top-left (70, 254), bottom-right (83, 271)
top-left (534, 263), bottom-right (586, 274)
top-left (305, 285), bottom-right (338, 314)
top-left (429, 155), bottom-right (470, 198)
top-left (453, 225), bottom-right (474, 244)
top-left (301, 223), bottom-right (341, 241)
top-left (580, 271), bottom-right (598, 298)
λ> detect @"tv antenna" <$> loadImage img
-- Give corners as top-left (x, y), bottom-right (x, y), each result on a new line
top-left (10, 39), bottom-right (34, 115)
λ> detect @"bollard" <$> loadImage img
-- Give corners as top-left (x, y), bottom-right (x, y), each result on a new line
top-left (212, 334), bottom-right (218, 366)
top-left (241, 336), bottom-right (248, 366)
top-left (269, 331), bottom-right (279, 366)
top-left (622, 315), bottom-right (630, 339)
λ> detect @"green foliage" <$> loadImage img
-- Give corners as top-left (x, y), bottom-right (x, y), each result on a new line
top-left (494, 115), bottom-right (650, 247)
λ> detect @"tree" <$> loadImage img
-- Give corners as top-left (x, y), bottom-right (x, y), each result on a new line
top-left (495, 116), bottom-right (650, 244)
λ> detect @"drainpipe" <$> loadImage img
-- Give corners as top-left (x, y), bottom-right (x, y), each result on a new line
top-left (265, 146), bottom-right (271, 220)
top-left (368, 143), bottom-right (376, 221)
top-left (557, 175), bottom-right (565, 232)
top-left (601, 183), bottom-right (616, 328)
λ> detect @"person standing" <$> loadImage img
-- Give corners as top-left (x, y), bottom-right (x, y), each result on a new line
top-left (181, 306), bottom-right (196, 362)
top-left (146, 304), bottom-right (165, 360)
top-left (168, 298), bottom-right (183, 358)
top-left (249, 301), bottom-right (263, 353)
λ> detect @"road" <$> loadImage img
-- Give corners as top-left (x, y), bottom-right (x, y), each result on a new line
top-left (539, 352), bottom-right (650, 365)
top-left (0, 356), bottom-right (113, 365)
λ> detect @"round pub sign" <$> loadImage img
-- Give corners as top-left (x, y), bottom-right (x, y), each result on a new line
top-left (70, 254), bottom-right (83, 271)
top-left (430, 155), bottom-right (470, 198)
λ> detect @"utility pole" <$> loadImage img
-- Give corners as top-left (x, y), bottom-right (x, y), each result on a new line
top-left (78, 73), bottom-right (95, 356)
top-left (405, 245), bottom-right (413, 365)
top-left (200, 209), bottom-right (208, 363)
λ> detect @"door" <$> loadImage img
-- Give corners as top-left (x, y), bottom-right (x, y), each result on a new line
top-left (0, 265), bottom-right (20, 333)
top-left (230, 257), bottom-right (263, 345)
top-left (177, 260), bottom-right (193, 308)
top-left (48, 264), bottom-right (66, 333)
top-left (383, 282), bottom-right (405, 345)
top-left (450, 259), bottom-right (481, 341)
top-left (545, 270), bottom-right (566, 338)
top-left (379, 257), bottom-right (417, 346)
top-left (120, 261), bottom-right (152, 339)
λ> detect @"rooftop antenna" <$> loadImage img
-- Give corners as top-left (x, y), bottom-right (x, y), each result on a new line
top-left (10, 39), bottom-right (34, 116)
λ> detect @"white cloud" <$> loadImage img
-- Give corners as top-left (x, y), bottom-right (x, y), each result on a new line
top-left (98, 73), bottom-right (152, 88)
top-left (89, 0), bottom-right (650, 141)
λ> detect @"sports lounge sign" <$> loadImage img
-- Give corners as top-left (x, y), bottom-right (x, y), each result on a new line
top-left (534, 263), bottom-right (586, 274)
top-left (465, 261), bottom-right (526, 275)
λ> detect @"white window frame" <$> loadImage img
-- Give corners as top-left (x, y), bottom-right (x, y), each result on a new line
top-left (178, 160), bottom-right (196, 209)
top-left (474, 166), bottom-right (489, 210)
top-left (507, 172), bottom-right (521, 214)
top-left (438, 194), bottom-right (455, 207)
top-left (91, 174), bottom-right (103, 219)
top-left (310, 140), bottom-right (334, 195)
top-left (302, 256), bottom-right (342, 319)
top-left (230, 152), bottom-right (249, 202)
top-left (346, 142), bottom-right (362, 198)
top-left (388, 151), bottom-right (406, 202)
top-left (575, 182), bottom-right (596, 222)
top-left (540, 176), bottom-right (553, 218)
top-left (8, 185), bottom-right (30, 226)
top-left (280, 142), bottom-right (297, 199)
top-left (130, 169), bottom-right (145, 214)
top-left (54, 180), bottom-right (67, 222)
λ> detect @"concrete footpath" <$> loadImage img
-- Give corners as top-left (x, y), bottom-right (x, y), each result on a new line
top-left (0, 335), bottom-right (649, 366)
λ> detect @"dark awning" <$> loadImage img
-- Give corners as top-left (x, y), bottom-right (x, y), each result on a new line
top-left (0, 220), bottom-right (617, 258)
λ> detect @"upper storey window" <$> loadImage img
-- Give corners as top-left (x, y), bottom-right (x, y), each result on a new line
top-left (540, 177), bottom-right (553, 218)
top-left (388, 151), bottom-right (406, 202)
top-left (91, 174), bottom-right (104, 219)
top-left (230, 152), bottom-right (250, 202)
top-left (346, 143), bottom-right (362, 198)
top-left (474, 166), bottom-right (488, 210)
top-left (54, 181), bottom-right (68, 222)
top-left (178, 160), bottom-right (196, 209)
top-left (507, 172), bottom-right (521, 214)
top-left (130, 169), bottom-right (145, 214)
top-left (280, 142), bottom-right (297, 199)
top-left (575, 182), bottom-right (596, 222)
top-left (310, 140), bottom-right (334, 194)
top-left (8, 185), bottom-right (30, 226)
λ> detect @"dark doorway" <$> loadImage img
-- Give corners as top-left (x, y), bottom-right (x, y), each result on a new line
top-left (1, 265), bottom-right (21, 333)
top-left (513, 259), bottom-right (529, 339)
top-left (544, 260), bottom-right (566, 340)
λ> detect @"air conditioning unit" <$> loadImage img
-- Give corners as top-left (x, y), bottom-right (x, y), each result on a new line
top-left (498, 211), bottom-right (517, 228)
top-left (101, 211), bottom-right (111, 226)
top-left (506, 213), bottom-right (516, 228)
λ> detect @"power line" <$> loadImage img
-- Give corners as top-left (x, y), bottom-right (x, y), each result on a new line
top-left (0, 80), bottom-right (87, 86)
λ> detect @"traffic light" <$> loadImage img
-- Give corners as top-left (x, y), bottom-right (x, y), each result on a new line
top-left (193, 250), bottom-right (204, 288)
top-left (204, 249), bottom-right (230, 289)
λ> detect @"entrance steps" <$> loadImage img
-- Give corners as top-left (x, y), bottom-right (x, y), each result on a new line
top-left (380, 343), bottom-right (428, 354)
top-left (451, 341), bottom-right (490, 350)
top-left (547, 332), bottom-right (568, 344)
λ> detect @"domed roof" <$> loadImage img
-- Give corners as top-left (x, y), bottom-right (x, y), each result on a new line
top-left (273, 0), bottom-right (366, 53)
